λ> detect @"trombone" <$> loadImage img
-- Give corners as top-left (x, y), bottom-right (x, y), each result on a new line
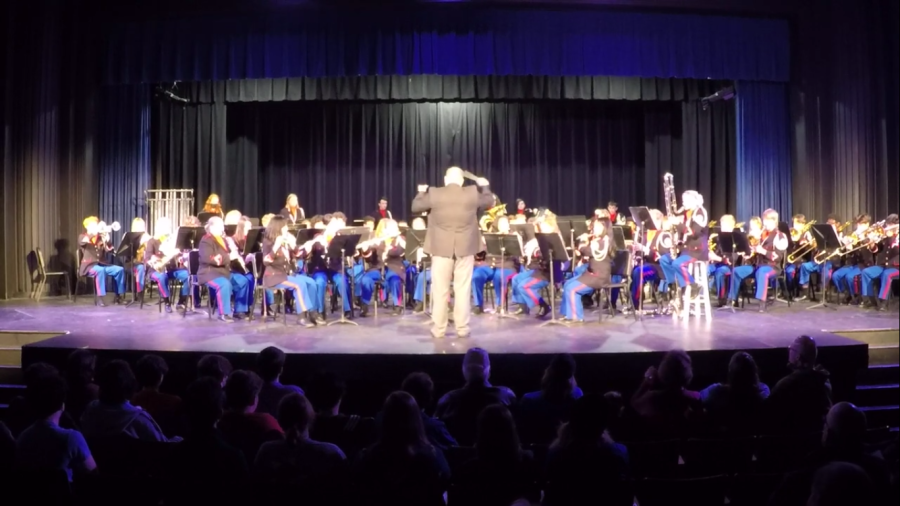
top-left (786, 220), bottom-right (817, 263)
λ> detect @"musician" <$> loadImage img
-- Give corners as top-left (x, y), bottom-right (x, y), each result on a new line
top-left (130, 217), bottom-right (152, 300)
top-left (262, 215), bottom-right (315, 327)
top-left (515, 199), bottom-right (534, 219)
top-left (727, 216), bottom-right (763, 304)
top-left (708, 214), bottom-right (737, 305)
top-left (198, 216), bottom-right (252, 322)
top-left (869, 215), bottom-right (899, 310)
top-left (224, 210), bottom-right (242, 227)
top-left (477, 215), bottom-right (523, 312)
top-left (832, 214), bottom-right (871, 304)
top-left (358, 219), bottom-right (406, 316)
top-left (141, 217), bottom-right (190, 312)
top-left (471, 237), bottom-right (494, 315)
top-left (182, 215), bottom-right (202, 227)
top-left (750, 210), bottom-right (790, 309)
top-left (304, 212), bottom-right (352, 317)
top-left (78, 216), bottom-right (126, 306)
top-left (201, 194), bottom-right (224, 218)
top-left (664, 190), bottom-right (709, 292)
top-left (232, 215), bottom-right (272, 311)
top-left (511, 213), bottom-right (558, 318)
top-left (375, 197), bottom-right (392, 222)
top-left (785, 214), bottom-right (814, 289)
top-left (260, 214), bottom-right (276, 228)
top-left (280, 194), bottom-right (305, 226)
top-left (607, 201), bottom-right (626, 226)
top-left (409, 218), bottom-right (432, 313)
top-left (859, 214), bottom-right (898, 309)
top-left (629, 209), bottom-right (667, 308)
top-left (559, 218), bottom-right (614, 322)
top-left (801, 213), bottom-right (841, 295)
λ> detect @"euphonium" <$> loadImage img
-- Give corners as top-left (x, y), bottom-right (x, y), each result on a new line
top-left (479, 203), bottom-right (508, 231)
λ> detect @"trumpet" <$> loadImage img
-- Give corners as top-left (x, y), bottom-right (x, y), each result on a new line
top-left (98, 221), bottom-right (121, 235)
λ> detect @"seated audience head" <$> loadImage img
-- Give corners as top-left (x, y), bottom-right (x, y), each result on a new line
top-left (555, 394), bottom-right (610, 448)
top-left (256, 346), bottom-right (287, 384)
top-left (807, 462), bottom-right (873, 506)
top-left (789, 335), bottom-right (818, 370)
top-left (306, 371), bottom-right (345, 414)
top-left (65, 349), bottom-right (96, 387)
top-left (277, 393), bottom-right (315, 444)
top-left (401, 372), bottom-right (434, 412)
top-left (463, 347), bottom-right (491, 385)
top-left (135, 354), bottom-right (169, 391)
top-left (97, 360), bottom-right (137, 404)
top-left (658, 349), bottom-right (693, 390)
top-left (27, 375), bottom-right (68, 421)
top-left (25, 362), bottom-right (60, 387)
top-left (197, 354), bottom-right (233, 387)
top-left (379, 391), bottom-right (428, 452)
top-left (476, 404), bottom-right (521, 462)
top-left (184, 377), bottom-right (225, 432)
top-left (727, 351), bottom-right (761, 393)
top-left (541, 353), bottom-right (577, 401)
top-left (224, 370), bottom-right (263, 413)
top-left (603, 391), bottom-right (624, 418)
top-left (823, 402), bottom-right (867, 451)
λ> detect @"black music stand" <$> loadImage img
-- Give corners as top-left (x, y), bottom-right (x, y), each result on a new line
top-left (327, 230), bottom-right (363, 326)
top-left (629, 206), bottom-right (654, 317)
top-left (716, 231), bottom-right (737, 313)
top-left (197, 212), bottom-right (217, 225)
top-left (118, 232), bottom-right (145, 306)
top-left (243, 228), bottom-right (266, 321)
top-left (224, 224), bottom-right (237, 237)
top-left (511, 223), bottom-right (535, 243)
top-left (807, 224), bottom-right (841, 311)
top-left (403, 229), bottom-right (430, 318)
top-left (176, 228), bottom-right (205, 316)
top-left (536, 232), bottom-right (570, 327)
top-left (611, 227), bottom-right (627, 251)
top-left (485, 233), bottom-right (523, 320)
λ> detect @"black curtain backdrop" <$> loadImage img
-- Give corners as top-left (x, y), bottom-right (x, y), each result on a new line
top-left (154, 98), bottom-right (735, 221)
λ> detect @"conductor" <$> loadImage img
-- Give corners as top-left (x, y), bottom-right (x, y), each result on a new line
top-left (412, 167), bottom-right (494, 338)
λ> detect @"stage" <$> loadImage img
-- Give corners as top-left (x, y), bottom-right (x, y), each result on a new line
top-left (3, 297), bottom-right (895, 414)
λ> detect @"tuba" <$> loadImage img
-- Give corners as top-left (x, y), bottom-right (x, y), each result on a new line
top-left (479, 203), bottom-right (508, 231)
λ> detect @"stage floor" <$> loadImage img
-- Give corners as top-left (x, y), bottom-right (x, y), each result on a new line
top-left (2, 297), bottom-right (896, 357)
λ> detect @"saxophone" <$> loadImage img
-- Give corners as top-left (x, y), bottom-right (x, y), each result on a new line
top-left (663, 173), bottom-right (679, 259)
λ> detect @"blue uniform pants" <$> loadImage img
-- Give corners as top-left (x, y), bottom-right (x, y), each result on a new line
top-left (832, 266), bottom-right (861, 295)
top-left (561, 278), bottom-right (594, 321)
top-left (206, 273), bottom-right (250, 316)
top-left (630, 265), bottom-right (660, 307)
top-left (712, 265), bottom-right (732, 300)
top-left (514, 273), bottom-right (548, 310)
top-left (312, 270), bottom-right (351, 313)
top-left (799, 261), bottom-right (819, 287)
top-left (269, 275), bottom-right (315, 314)
top-left (669, 254), bottom-right (697, 288)
top-left (755, 265), bottom-right (779, 301)
top-left (657, 255), bottom-right (676, 291)
top-left (88, 265), bottom-right (125, 296)
top-left (145, 268), bottom-right (190, 298)
top-left (729, 265), bottom-right (755, 301)
top-left (414, 269), bottom-right (431, 302)
top-left (493, 268), bottom-right (517, 308)
top-left (878, 268), bottom-right (899, 300)
top-left (472, 265), bottom-right (494, 308)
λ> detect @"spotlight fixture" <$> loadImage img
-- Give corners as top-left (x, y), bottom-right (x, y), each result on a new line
top-left (154, 82), bottom-right (189, 103)
top-left (700, 86), bottom-right (735, 110)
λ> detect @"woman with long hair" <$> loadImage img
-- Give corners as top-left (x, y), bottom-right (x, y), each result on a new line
top-left (511, 211), bottom-right (561, 318)
top-left (358, 219), bottom-right (406, 317)
top-left (280, 194), bottom-right (305, 226)
top-left (560, 217), bottom-right (615, 322)
top-left (631, 349), bottom-right (702, 438)
top-left (261, 215), bottom-right (319, 327)
top-left (352, 391), bottom-right (449, 506)
top-left (517, 353), bottom-right (583, 444)
top-left (699, 351), bottom-right (770, 435)
top-left (202, 194), bottom-right (224, 217)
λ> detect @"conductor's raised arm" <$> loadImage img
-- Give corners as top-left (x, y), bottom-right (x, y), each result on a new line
top-left (411, 184), bottom-right (431, 214)
top-left (475, 178), bottom-right (493, 210)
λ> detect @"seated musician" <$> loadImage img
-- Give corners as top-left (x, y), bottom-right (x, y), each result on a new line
top-left (223, 210), bottom-right (242, 226)
top-left (560, 218), bottom-right (614, 322)
top-left (304, 213), bottom-right (352, 318)
top-left (708, 215), bottom-right (737, 306)
top-left (511, 213), bottom-right (559, 318)
top-left (409, 218), bottom-right (433, 313)
top-left (751, 210), bottom-right (790, 310)
top-left (472, 234), bottom-right (494, 315)
top-left (858, 214), bottom-right (898, 310)
top-left (131, 217), bottom-right (152, 300)
top-left (607, 201), bottom-right (625, 226)
top-left (800, 213), bottom-right (841, 295)
top-left (515, 199), bottom-right (533, 219)
top-left (232, 215), bottom-right (273, 312)
top-left (351, 216), bottom-right (379, 302)
top-left (485, 216), bottom-right (522, 312)
top-left (785, 214), bottom-right (812, 285)
top-left (197, 216), bottom-right (252, 323)
top-left (142, 217), bottom-right (190, 312)
top-left (630, 209), bottom-right (667, 309)
top-left (260, 213), bottom-right (276, 228)
top-left (728, 216), bottom-right (763, 305)
top-left (358, 219), bottom-right (405, 317)
top-left (572, 231), bottom-right (592, 278)
top-left (660, 191), bottom-right (709, 296)
top-left (374, 197), bottom-right (392, 223)
top-left (182, 215), bottom-right (201, 227)
top-left (280, 194), bottom-right (305, 226)
top-left (262, 215), bottom-right (315, 327)
top-left (202, 194), bottom-right (224, 218)
top-left (78, 216), bottom-right (126, 306)
top-left (832, 214), bottom-right (871, 304)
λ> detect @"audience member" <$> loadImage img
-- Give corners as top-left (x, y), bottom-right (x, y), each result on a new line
top-left (254, 393), bottom-right (347, 501)
top-left (699, 351), bottom-right (770, 435)
top-left (544, 394), bottom-right (629, 506)
top-left (5, 362), bottom-right (61, 437)
top-left (631, 349), bottom-right (701, 438)
top-left (64, 349), bottom-right (99, 426)
top-left (517, 353), bottom-right (583, 444)
top-left (806, 462), bottom-right (874, 506)
top-left (80, 359), bottom-right (172, 442)
top-left (386, 372), bottom-right (457, 451)
top-left (766, 336), bottom-right (832, 434)
top-left (197, 354), bottom-right (233, 387)
top-left (307, 371), bottom-right (375, 459)
top-left (452, 404), bottom-right (540, 506)
top-left (603, 391), bottom-right (627, 441)
top-left (769, 402), bottom-right (890, 505)
top-left (14, 375), bottom-right (96, 482)
top-left (255, 346), bottom-right (304, 416)
top-left (218, 370), bottom-right (284, 463)
top-left (434, 348), bottom-right (517, 445)
top-left (132, 354), bottom-right (183, 436)
top-left (0, 422), bottom-right (13, 471)
top-left (352, 391), bottom-right (450, 506)
top-left (167, 377), bottom-right (248, 506)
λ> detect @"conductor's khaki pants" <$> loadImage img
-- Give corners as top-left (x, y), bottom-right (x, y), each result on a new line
top-left (429, 255), bottom-right (474, 337)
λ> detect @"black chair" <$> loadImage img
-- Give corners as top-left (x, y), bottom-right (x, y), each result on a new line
top-left (1, 469), bottom-right (72, 506)
top-left (729, 473), bottom-right (784, 506)
top-left (73, 248), bottom-right (100, 306)
top-left (183, 250), bottom-right (201, 318)
top-left (598, 250), bottom-right (636, 321)
top-left (31, 247), bottom-right (72, 302)
top-left (623, 439), bottom-right (681, 478)
top-left (681, 437), bottom-right (755, 476)
top-left (636, 474), bottom-right (729, 506)
top-left (254, 259), bottom-right (288, 326)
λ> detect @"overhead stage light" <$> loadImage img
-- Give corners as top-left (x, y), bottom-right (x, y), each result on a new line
top-left (700, 86), bottom-right (735, 111)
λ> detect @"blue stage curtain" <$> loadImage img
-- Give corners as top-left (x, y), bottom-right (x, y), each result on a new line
top-left (736, 81), bottom-right (793, 222)
top-left (98, 85), bottom-right (151, 238)
top-left (103, 9), bottom-right (789, 84)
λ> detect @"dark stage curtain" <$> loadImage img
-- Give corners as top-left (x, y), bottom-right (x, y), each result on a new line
top-left (792, 0), bottom-right (899, 220)
top-left (154, 100), bottom-right (737, 222)
top-left (103, 8), bottom-right (789, 84)
top-left (186, 76), bottom-right (731, 103)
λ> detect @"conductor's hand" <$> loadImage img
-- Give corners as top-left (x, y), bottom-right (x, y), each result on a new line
top-left (476, 177), bottom-right (490, 187)
top-left (417, 184), bottom-right (429, 193)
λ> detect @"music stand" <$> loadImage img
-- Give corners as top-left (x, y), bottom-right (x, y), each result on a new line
top-left (807, 224), bottom-right (841, 311)
top-left (629, 206), bottom-right (654, 317)
top-left (485, 233), bottom-right (523, 320)
top-left (715, 231), bottom-right (736, 313)
top-left (118, 232), bottom-right (145, 306)
top-left (197, 212), bottom-right (217, 225)
top-left (404, 229), bottom-right (430, 318)
top-left (536, 232), bottom-right (570, 327)
top-left (177, 227), bottom-right (206, 250)
top-left (241, 228), bottom-right (266, 321)
top-left (327, 230), bottom-right (363, 326)
top-left (511, 223), bottom-right (535, 243)
top-left (611, 227), bottom-right (627, 251)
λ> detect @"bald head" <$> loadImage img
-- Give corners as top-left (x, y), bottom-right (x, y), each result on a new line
top-left (789, 335), bottom-right (817, 369)
top-left (824, 402), bottom-right (867, 449)
top-left (444, 167), bottom-right (464, 187)
top-left (807, 462), bottom-right (873, 506)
